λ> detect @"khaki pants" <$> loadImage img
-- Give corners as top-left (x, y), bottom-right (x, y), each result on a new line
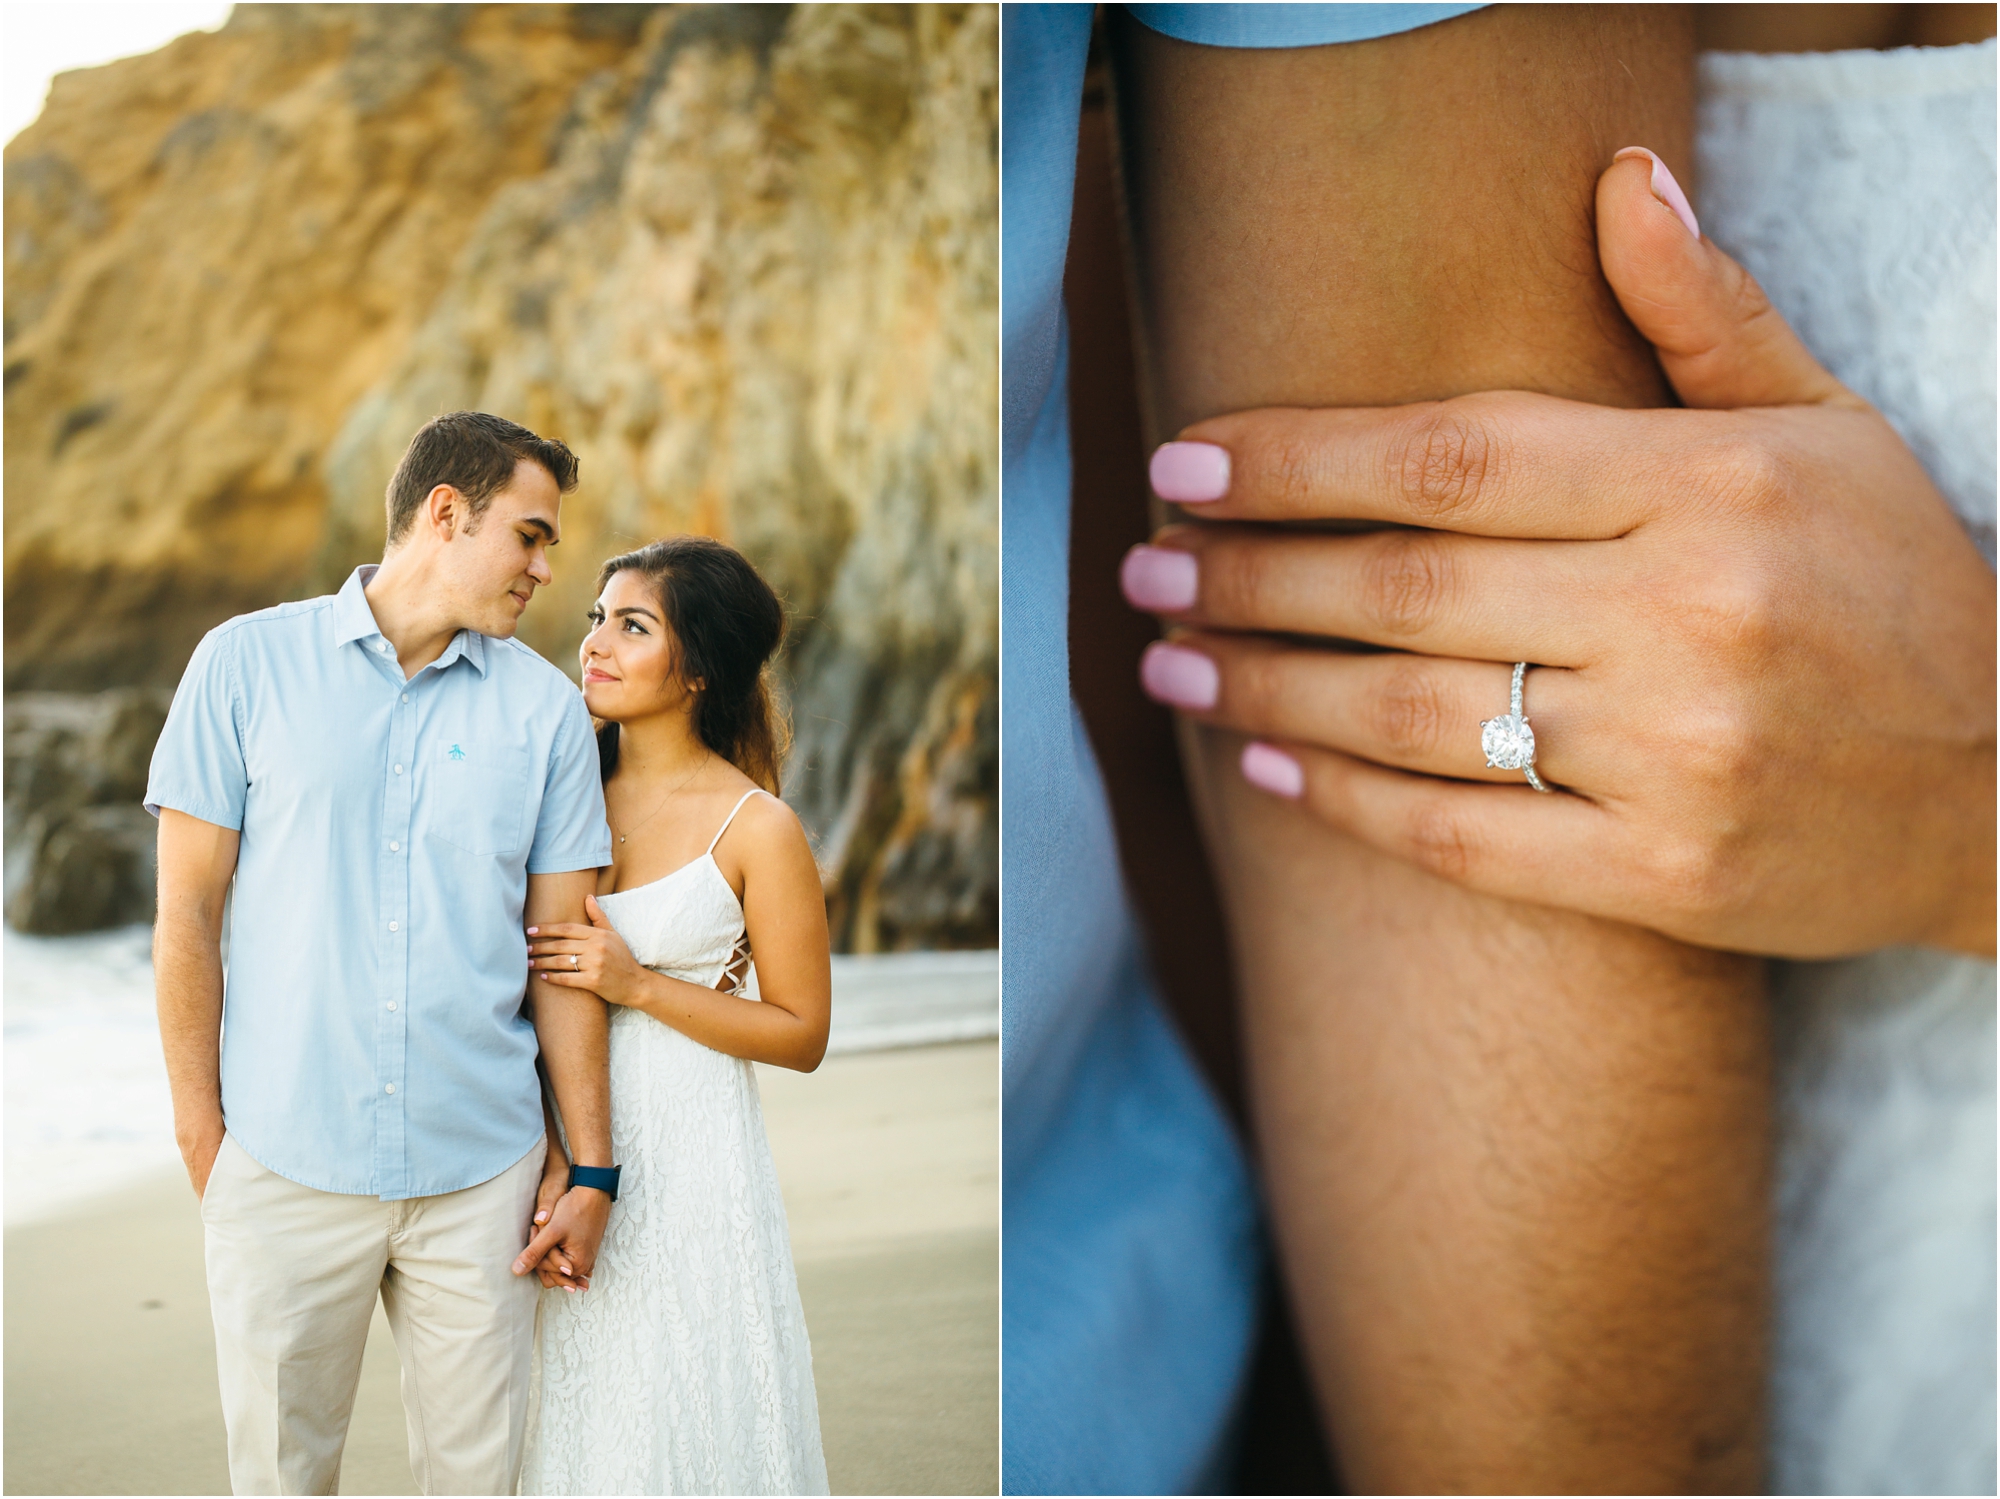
top-left (201, 1135), bottom-right (546, 1496)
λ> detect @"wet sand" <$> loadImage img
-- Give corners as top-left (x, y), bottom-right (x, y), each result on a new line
top-left (2, 1039), bottom-right (997, 1495)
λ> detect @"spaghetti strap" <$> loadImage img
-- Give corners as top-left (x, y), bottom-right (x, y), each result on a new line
top-left (704, 789), bottom-right (764, 857)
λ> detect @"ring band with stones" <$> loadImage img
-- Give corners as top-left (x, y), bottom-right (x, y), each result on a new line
top-left (1480, 662), bottom-right (1552, 793)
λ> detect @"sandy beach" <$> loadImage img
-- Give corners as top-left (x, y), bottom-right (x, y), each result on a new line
top-left (3, 925), bottom-right (997, 1495)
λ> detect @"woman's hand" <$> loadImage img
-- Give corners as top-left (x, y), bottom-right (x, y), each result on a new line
top-left (528, 895), bottom-right (649, 1006)
top-left (1122, 149), bottom-right (1995, 960)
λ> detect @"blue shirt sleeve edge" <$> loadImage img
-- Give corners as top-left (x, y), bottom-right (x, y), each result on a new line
top-left (143, 793), bottom-right (244, 830)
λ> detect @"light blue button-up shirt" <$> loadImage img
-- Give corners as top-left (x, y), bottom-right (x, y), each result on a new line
top-left (145, 565), bottom-right (611, 1199)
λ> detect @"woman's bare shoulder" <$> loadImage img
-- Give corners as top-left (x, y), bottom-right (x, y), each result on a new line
top-left (735, 786), bottom-right (809, 847)
top-left (713, 782), bottom-right (814, 868)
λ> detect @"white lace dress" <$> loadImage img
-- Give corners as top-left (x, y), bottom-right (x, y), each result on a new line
top-left (1697, 40), bottom-right (1996, 1496)
top-left (520, 790), bottom-right (829, 1496)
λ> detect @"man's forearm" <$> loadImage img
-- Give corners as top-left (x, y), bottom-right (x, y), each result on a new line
top-left (525, 870), bottom-right (612, 1168)
top-left (154, 911), bottom-right (226, 1171)
top-left (152, 809), bottom-right (239, 1195)
top-left (1111, 6), bottom-right (1770, 1491)
top-left (533, 993), bottom-right (611, 1168)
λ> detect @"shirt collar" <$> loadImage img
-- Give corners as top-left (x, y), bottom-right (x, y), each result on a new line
top-left (437, 627), bottom-right (489, 676)
top-left (333, 564), bottom-right (491, 677)
top-left (332, 564), bottom-right (384, 648)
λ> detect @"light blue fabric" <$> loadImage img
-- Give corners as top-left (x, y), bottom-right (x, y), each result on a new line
top-left (1130, 2), bottom-right (1484, 48)
top-left (1000, 4), bottom-right (1484, 1492)
top-left (146, 564), bottom-right (610, 1200)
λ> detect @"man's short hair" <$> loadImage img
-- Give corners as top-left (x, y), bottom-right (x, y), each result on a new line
top-left (384, 412), bottom-right (580, 545)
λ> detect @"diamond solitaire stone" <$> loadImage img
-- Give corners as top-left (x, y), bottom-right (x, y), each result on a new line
top-left (1481, 713), bottom-right (1536, 771)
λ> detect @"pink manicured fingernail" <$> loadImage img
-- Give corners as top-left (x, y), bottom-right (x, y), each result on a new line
top-left (1614, 147), bottom-right (1699, 240)
top-left (1120, 545), bottom-right (1198, 612)
top-left (1150, 441), bottom-right (1230, 503)
top-left (1241, 742), bottom-right (1304, 799)
top-left (1140, 642), bottom-right (1219, 711)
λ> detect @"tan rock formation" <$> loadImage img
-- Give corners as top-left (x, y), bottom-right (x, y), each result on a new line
top-left (6, 5), bottom-right (647, 680)
top-left (4, 4), bottom-right (997, 950)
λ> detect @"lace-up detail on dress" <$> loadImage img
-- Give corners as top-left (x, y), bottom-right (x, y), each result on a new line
top-left (520, 788), bottom-right (828, 1495)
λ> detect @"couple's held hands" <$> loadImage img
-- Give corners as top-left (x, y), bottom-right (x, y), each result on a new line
top-left (514, 1157), bottom-right (611, 1291)
top-left (1124, 149), bottom-right (1995, 961)
top-left (529, 894), bottom-right (646, 1006)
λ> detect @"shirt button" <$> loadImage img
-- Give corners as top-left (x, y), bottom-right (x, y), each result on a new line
top-left (388, 921), bottom-right (399, 932)
top-left (387, 1001), bottom-right (398, 1012)
top-left (389, 842), bottom-right (400, 852)
top-left (394, 764), bottom-right (403, 775)
top-left (401, 694), bottom-right (409, 703)
top-left (379, 642), bottom-right (392, 654)
top-left (384, 1083), bottom-right (396, 1094)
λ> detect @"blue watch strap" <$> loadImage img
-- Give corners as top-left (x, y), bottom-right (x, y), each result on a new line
top-left (568, 1163), bottom-right (621, 1203)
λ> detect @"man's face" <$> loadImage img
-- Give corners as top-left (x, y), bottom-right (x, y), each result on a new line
top-left (441, 460), bottom-right (562, 638)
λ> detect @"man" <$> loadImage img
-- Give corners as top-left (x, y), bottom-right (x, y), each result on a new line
top-left (148, 411), bottom-right (614, 1495)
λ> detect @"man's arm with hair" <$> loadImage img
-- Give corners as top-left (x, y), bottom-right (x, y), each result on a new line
top-left (514, 868), bottom-right (612, 1282)
top-left (1108, 7), bottom-right (1770, 1491)
top-left (154, 809), bottom-right (240, 1197)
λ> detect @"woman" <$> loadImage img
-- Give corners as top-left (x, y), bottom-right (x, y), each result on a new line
top-left (517, 536), bottom-right (832, 1496)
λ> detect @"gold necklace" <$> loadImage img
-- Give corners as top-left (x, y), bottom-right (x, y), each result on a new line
top-left (614, 752), bottom-right (711, 845)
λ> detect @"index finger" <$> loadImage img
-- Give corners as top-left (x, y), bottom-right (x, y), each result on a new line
top-left (525, 923), bottom-right (594, 939)
top-left (1156, 392), bottom-right (1702, 539)
top-left (514, 1219), bottom-right (562, 1276)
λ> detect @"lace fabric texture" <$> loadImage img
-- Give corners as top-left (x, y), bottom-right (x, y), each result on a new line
top-left (1698, 41), bottom-right (1998, 1495)
top-left (519, 825), bottom-right (829, 1496)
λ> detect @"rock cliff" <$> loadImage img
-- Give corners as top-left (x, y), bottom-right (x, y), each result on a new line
top-left (4, 4), bottom-right (996, 949)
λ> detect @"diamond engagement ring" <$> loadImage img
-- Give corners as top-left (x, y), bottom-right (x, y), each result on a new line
top-left (1481, 662), bottom-right (1551, 793)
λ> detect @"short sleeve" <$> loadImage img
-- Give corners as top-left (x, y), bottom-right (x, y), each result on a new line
top-left (528, 689), bottom-right (612, 874)
top-left (145, 626), bottom-right (248, 828)
top-left (1125, 3), bottom-right (1487, 50)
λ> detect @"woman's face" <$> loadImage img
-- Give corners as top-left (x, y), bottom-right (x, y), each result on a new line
top-left (580, 569), bottom-right (699, 724)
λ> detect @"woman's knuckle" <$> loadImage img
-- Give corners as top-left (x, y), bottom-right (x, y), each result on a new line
top-left (1683, 704), bottom-right (1761, 789)
top-left (1213, 541), bottom-right (1279, 620)
top-left (1395, 404), bottom-right (1501, 524)
top-left (1687, 563), bottom-right (1784, 660)
top-left (1362, 531), bottom-right (1455, 638)
top-left (1404, 800), bottom-right (1478, 881)
top-left (1702, 431), bottom-right (1791, 511)
top-left (1260, 431), bottom-right (1321, 511)
top-left (1226, 650), bottom-right (1283, 719)
top-left (1372, 664), bottom-right (1450, 759)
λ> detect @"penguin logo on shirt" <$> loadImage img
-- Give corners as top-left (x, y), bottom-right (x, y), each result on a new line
top-left (448, 744), bottom-right (466, 761)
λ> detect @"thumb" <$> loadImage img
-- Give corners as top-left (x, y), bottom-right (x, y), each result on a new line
top-left (585, 893), bottom-right (611, 928)
top-left (1597, 148), bottom-right (1856, 411)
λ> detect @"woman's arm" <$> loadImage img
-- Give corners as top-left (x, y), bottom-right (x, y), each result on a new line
top-left (1107, 7), bottom-right (1769, 1492)
top-left (529, 797), bottom-right (833, 1072)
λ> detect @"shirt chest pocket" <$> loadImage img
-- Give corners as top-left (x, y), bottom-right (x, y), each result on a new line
top-left (425, 739), bottom-right (531, 858)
